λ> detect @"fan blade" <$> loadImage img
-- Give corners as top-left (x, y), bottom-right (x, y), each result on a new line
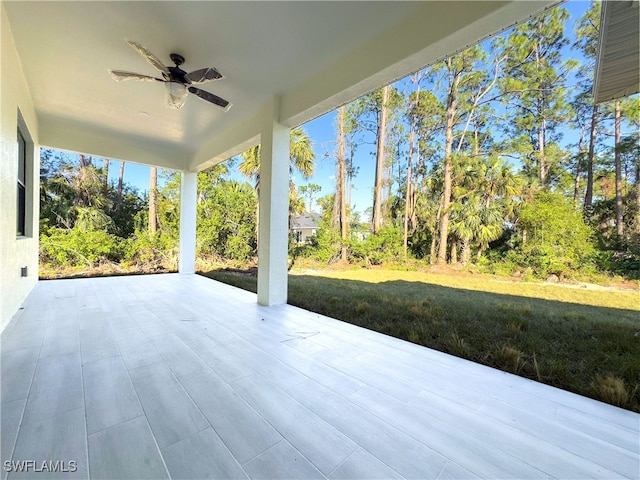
top-left (188, 87), bottom-right (231, 110)
top-left (186, 67), bottom-right (223, 84)
top-left (127, 41), bottom-right (170, 74)
top-left (109, 70), bottom-right (163, 82)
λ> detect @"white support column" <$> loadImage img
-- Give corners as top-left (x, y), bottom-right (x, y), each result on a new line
top-left (257, 97), bottom-right (290, 305)
top-left (179, 170), bottom-right (197, 275)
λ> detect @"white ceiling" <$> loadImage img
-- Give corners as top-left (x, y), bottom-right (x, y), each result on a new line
top-left (4, 1), bottom-right (556, 171)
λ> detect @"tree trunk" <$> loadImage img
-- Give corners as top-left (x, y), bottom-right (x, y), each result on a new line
top-left (410, 180), bottom-right (418, 228)
top-left (307, 191), bottom-right (314, 214)
top-left (403, 122), bottom-right (415, 261)
top-left (573, 163), bottom-right (581, 205)
top-left (437, 61), bottom-right (458, 265)
top-left (103, 158), bottom-right (110, 191)
top-left (450, 241), bottom-right (458, 264)
top-left (149, 167), bottom-right (158, 234)
top-left (346, 167), bottom-right (353, 212)
top-left (534, 43), bottom-right (548, 187)
top-left (331, 185), bottom-right (340, 229)
top-left (337, 106), bottom-right (348, 261)
top-left (372, 86), bottom-right (389, 234)
top-left (430, 201), bottom-right (441, 265)
top-left (460, 239), bottom-right (468, 265)
top-left (614, 101), bottom-right (623, 238)
top-left (404, 76), bottom-right (422, 261)
top-left (573, 128), bottom-right (587, 204)
top-left (116, 161), bottom-right (125, 212)
top-left (635, 158), bottom-right (640, 237)
top-left (437, 153), bottom-right (452, 265)
top-left (538, 116), bottom-right (547, 186)
top-left (430, 231), bottom-right (438, 265)
top-left (79, 154), bottom-right (92, 168)
top-left (584, 103), bottom-right (598, 209)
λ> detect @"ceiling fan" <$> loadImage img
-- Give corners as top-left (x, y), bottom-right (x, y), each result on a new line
top-left (109, 41), bottom-right (231, 111)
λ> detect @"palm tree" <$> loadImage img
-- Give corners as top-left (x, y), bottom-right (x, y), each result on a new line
top-left (238, 147), bottom-right (260, 189)
top-left (289, 185), bottom-right (306, 219)
top-left (448, 156), bottom-right (513, 264)
top-left (239, 126), bottom-right (315, 237)
top-left (475, 206), bottom-right (504, 260)
top-left (289, 127), bottom-right (315, 179)
top-left (75, 206), bottom-right (112, 232)
top-left (239, 126), bottom-right (315, 188)
top-left (480, 157), bottom-right (519, 209)
top-left (450, 194), bottom-right (503, 264)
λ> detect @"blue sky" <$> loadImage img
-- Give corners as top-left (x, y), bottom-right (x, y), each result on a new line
top-left (104, 0), bottom-right (593, 213)
top-left (105, 160), bottom-right (154, 196)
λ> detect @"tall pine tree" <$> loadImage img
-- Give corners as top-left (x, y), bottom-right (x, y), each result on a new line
top-left (498, 6), bottom-right (575, 188)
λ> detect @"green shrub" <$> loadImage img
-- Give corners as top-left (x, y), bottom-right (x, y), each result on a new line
top-left (293, 228), bottom-right (341, 263)
top-left (123, 231), bottom-right (177, 267)
top-left (593, 250), bottom-right (640, 280)
top-left (40, 228), bottom-right (125, 267)
top-left (349, 227), bottom-right (404, 265)
top-left (196, 181), bottom-right (257, 262)
top-left (510, 192), bottom-right (596, 278)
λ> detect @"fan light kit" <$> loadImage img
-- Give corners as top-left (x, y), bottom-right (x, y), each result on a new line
top-left (109, 41), bottom-right (231, 111)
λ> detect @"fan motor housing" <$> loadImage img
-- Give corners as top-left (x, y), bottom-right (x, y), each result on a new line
top-left (170, 53), bottom-right (185, 66)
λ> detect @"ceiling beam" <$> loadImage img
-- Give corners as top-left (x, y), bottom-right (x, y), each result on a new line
top-left (40, 114), bottom-right (189, 170)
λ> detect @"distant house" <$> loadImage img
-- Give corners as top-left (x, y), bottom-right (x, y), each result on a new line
top-left (351, 222), bottom-right (371, 242)
top-left (290, 214), bottom-right (320, 244)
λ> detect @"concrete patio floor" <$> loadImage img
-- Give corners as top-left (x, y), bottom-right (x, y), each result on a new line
top-left (1, 273), bottom-right (638, 479)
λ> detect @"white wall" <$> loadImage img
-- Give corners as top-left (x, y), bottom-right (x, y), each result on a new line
top-left (1, 4), bottom-right (40, 332)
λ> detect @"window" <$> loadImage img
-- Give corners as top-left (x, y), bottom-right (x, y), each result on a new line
top-left (17, 128), bottom-right (27, 236)
top-left (16, 115), bottom-right (33, 238)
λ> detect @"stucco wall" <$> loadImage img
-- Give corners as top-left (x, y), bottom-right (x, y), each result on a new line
top-left (292, 227), bottom-right (317, 245)
top-left (1, 5), bottom-right (40, 332)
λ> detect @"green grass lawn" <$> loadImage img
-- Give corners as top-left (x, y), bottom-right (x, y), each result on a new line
top-left (200, 267), bottom-right (640, 412)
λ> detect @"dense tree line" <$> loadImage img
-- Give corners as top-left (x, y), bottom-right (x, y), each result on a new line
top-left (303, 1), bottom-right (639, 279)
top-left (40, 1), bottom-right (639, 281)
top-left (39, 154), bottom-right (260, 271)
